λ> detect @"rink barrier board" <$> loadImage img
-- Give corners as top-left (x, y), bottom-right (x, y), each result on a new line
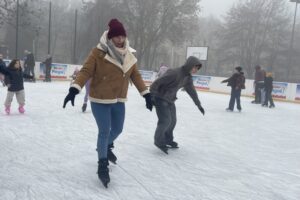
top-left (3, 60), bottom-right (300, 103)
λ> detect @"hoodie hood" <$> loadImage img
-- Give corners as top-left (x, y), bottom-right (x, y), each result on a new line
top-left (182, 56), bottom-right (202, 75)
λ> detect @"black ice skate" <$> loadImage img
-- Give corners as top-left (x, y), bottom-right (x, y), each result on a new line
top-left (107, 143), bottom-right (117, 164)
top-left (97, 159), bottom-right (110, 188)
top-left (155, 143), bottom-right (168, 154)
top-left (82, 103), bottom-right (87, 112)
top-left (166, 141), bottom-right (179, 148)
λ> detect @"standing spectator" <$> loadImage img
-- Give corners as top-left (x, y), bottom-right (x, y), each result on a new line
top-left (82, 79), bottom-right (91, 112)
top-left (63, 19), bottom-right (152, 188)
top-left (0, 54), bottom-right (10, 86)
top-left (156, 64), bottom-right (169, 78)
top-left (24, 50), bottom-right (36, 82)
top-left (150, 56), bottom-right (205, 154)
top-left (252, 65), bottom-right (265, 104)
top-left (221, 66), bottom-right (246, 112)
top-left (262, 72), bottom-right (275, 108)
top-left (43, 54), bottom-right (52, 82)
top-left (4, 59), bottom-right (33, 114)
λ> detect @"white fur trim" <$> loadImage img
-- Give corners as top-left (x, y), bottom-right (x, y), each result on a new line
top-left (89, 96), bottom-right (128, 104)
top-left (97, 30), bottom-right (137, 74)
top-left (140, 90), bottom-right (149, 96)
top-left (71, 84), bottom-right (82, 92)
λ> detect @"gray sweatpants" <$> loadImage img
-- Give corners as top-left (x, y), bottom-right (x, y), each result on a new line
top-left (153, 97), bottom-right (177, 146)
top-left (4, 90), bottom-right (25, 106)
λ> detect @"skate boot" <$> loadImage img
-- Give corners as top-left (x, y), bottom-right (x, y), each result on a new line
top-left (154, 143), bottom-right (168, 154)
top-left (166, 141), bottom-right (179, 148)
top-left (18, 105), bottom-right (25, 114)
top-left (82, 103), bottom-right (87, 112)
top-left (97, 158), bottom-right (110, 188)
top-left (107, 143), bottom-right (117, 164)
top-left (226, 108), bottom-right (233, 112)
top-left (5, 106), bottom-right (10, 114)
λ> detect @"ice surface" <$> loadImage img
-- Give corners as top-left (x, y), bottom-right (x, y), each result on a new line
top-left (0, 82), bottom-right (299, 200)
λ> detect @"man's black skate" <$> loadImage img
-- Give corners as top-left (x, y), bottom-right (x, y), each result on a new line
top-left (155, 143), bottom-right (168, 154)
top-left (166, 141), bottom-right (179, 149)
top-left (108, 143), bottom-right (117, 164)
top-left (82, 103), bottom-right (87, 112)
top-left (97, 159), bottom-right (110, 188)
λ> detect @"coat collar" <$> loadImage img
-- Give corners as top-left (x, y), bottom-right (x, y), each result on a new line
top-left (97, 31), bottom-right (137, 73)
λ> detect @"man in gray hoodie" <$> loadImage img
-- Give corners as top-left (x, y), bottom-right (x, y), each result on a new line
top-left (150, 56), bottom-right (205, 154)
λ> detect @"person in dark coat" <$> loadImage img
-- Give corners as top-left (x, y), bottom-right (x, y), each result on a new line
top-left (0, 54), bottom-right (10, 86)
top-left (252, 65), bottom-right (265, 104)
top-left (262, 72), bottom-right (275, 108)
top-left (0, 54), bottom-right (10, 76)
top-left (150, 56), bottom-right (205, 154)
top-left (221, 66), bottom-right (245, 112)
top-left (43, 54), bottom-right (52, 82)
top-left (24, 50), bottom-right (36, 82)
top-left (4, 59), bottom-right (33, 114)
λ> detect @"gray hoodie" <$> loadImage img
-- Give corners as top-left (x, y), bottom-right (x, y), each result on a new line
top-left (150, 56), bottom-right (202, 107)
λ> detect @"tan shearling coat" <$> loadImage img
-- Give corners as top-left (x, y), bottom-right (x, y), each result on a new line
top-left (72, 48), bottom-right (148, 104)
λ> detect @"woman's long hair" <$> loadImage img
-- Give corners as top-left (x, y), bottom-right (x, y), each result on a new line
top-left (8, 59), bottom-right (20, 70)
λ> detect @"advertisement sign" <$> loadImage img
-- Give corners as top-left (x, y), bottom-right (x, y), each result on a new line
top-left (139, 70), bottom-right (155, 84)
top-left (192, 75), bottom-right (211, 90)
top-left (46, 63), bottom-right (68, 79)
top-left (272, 82), bottom-right (288, 99)
top-left (295, 84), bottom-right (300, 101)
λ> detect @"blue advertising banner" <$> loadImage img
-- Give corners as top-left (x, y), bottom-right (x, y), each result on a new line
top-left (50, 63), bottom-right (67, 79)
top-left (139, 70), bottom-right (155, 83)
top-left (272, 82), bottom-right (288, 99)
top-left (192, 75), bottom-right (211, 90)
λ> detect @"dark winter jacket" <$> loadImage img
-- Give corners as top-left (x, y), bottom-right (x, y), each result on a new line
top-left (25, 53), bottom-right (35, 67)
top-left (43, 57), bottom-right (52, 68)
top-left (264, 76), bottom-right (273, 92)
top-left (150, 56), bottom-right (202, 107)
top-left (254, 69), bottom-right (265, 83)
top-left (4, 67), bottom-right (32, 92)
top-left (222, 72), bottom-right (245, 90)
top-left (0, 59), bottom-right (10, 76)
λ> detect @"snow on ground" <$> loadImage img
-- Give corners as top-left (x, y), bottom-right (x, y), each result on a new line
top-left (0, 81), bottom-right (299, 200)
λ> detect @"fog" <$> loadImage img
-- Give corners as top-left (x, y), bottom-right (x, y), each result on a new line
top-left (0, 0), bottom-right (300, 82)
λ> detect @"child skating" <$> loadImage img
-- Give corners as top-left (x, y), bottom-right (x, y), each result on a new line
top-left (4, 59), bottom-right (32, 114)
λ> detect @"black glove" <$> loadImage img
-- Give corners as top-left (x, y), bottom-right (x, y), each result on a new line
top-left (198, 105), bottom-right (205, 115)
top-left (143, 93), bottom-right (153, 111)
top-left (63, 87), bottom-right (79, 108)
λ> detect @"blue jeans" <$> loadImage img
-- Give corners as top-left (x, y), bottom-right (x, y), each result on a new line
top-left (91, 102), bottom-right (125, 159)
top-left (153, 97), bottom-right (177, 146)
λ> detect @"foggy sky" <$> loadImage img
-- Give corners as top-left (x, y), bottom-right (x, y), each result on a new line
top-left (200, 0), bottom-right (237, 18)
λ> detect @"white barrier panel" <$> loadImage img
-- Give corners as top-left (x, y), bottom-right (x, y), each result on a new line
top-left (296, 84), bottom-right (300, 101)
top-left (2, 60), bottom-right (299, 103)
top-left (140, 70), bottom-right (299, 103)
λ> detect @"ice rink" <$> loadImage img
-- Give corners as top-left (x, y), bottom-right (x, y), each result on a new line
top-left (0, 81), bottom-right (299, 200)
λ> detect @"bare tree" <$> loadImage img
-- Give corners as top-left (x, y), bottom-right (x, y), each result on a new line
top-left (218, 0), bottom-right (290, 80)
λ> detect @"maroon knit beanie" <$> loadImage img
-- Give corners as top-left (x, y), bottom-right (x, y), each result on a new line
top-left (107, 19), bottom-right (127, 39)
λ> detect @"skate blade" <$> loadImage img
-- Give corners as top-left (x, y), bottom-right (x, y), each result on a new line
top-left (158, 147), bottom-right (168, 154)
top-left (101, 180), bottom-right (109, 188)
top-left (109, 160), bottom-right (117, 165)
top-left (167, 146), bottom-right (179, 149)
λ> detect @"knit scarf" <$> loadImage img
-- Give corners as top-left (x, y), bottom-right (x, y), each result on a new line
top-left (97, 31), bottom-right (128, 65)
